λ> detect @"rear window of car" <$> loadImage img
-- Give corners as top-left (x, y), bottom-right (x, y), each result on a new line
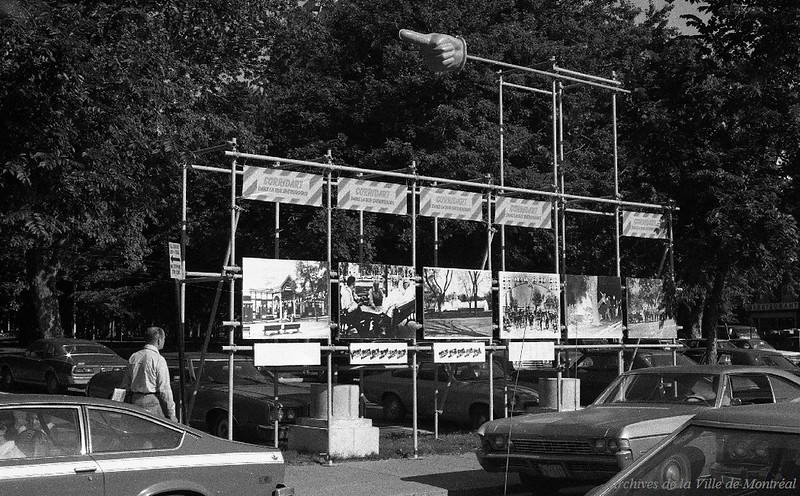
top-left (61, 344), bottom-right (116, 355)
top-left (88, 408), bottom-right (183, 453)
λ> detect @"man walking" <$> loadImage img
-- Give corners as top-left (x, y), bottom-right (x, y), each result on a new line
top-left (121, 326), bottom-right (177, 421)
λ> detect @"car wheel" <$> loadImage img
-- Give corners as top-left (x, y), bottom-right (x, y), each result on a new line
top-left (46, 372), bottom-right (62, 394)
top-left (518, 472), bottom-right (567, 495)
top-left (659, 447), bottom-right (705, 487)
top-left (469, 404), bottom-right (490, 430)
top-left (382, 394), bottom-right (406, 422)
top-left (1, 367), bottom-right (16, 391)
top-left (209, 412), bottom-right (235, 439)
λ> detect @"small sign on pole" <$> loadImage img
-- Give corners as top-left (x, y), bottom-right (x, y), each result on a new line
top-left (168, 242), bottom-right (184, 279)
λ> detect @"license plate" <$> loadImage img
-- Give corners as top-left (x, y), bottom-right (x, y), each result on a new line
top-left (539, 464), bottom-right (566, 478)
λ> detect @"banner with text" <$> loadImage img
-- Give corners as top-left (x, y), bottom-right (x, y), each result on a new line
top-left (253, 342), bottom-right (321, 366)
top-left (419, 187), bottom-right (483, 222)
top-left (349, 342), bottom-right (408, 365)
top-left (622, 211), bottom-right (667, 239)
top-left (242, 166), bottom-right (324, 206)
top-left (337, 178), bottom-right (407, 215)
top-left (432, 342), bottom-right (486, 363)
top-left (494, 197), bottom-right (552, 229)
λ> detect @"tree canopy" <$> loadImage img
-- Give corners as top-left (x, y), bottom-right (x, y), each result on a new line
top-left (1, 0), bottom-right (797, 343)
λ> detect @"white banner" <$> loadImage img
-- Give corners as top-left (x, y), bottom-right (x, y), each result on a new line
top-left (432, 342), bottom-right (486, 363)
top-left (349, 342), bottom-right (408, 365)
top-left (622, 211), bottom-right (667, 239)
top-left (241, 166), bottom-right (324, 206)
top-left (419, 187), bottom-right (483, 222)
top-left (494, 197), bottom-right (552, 229)
top-left (253, 342), bottom-right (321, 366)
top-left (337, 178), bottom-right (407, 215)
top-left (507, 341), bottom-right (555, 363)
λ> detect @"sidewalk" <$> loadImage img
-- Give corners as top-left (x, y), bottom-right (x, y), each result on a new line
top-left (285, 452), bottom-right (526, 496)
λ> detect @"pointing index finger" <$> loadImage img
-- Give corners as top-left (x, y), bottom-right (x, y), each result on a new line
top-left (399, 29), bottom-right (432, 46)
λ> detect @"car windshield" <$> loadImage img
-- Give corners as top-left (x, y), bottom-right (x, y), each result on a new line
top-left (595, 372), bottom-right (719, 405)
top-left (452, 361), bottom-right (506, 381)
top-left (605, 424), bottom-right (800, 495)
top-left (194, 360), bottom-right (270, 385)
top-left (61, 344), bottom-right (116, 355)
top-left (753, 353), bottom-right (796, 369)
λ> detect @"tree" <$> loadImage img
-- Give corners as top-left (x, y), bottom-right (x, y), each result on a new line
top-left (622, 0), bottom-right (800, 351)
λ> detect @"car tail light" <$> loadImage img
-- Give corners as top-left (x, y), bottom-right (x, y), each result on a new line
top-left (286, 409), bottom-right (296, 420)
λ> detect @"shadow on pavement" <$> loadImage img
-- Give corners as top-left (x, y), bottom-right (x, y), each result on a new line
top-left (404, 469), bottom-right (527, 495)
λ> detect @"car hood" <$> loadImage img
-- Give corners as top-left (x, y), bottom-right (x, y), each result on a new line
top-left (202, 383), bottom-right (310, 406)
top-left (481, 403), bottom-right (704, 438)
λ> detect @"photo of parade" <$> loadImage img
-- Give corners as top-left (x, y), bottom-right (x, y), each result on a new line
top-left (338, 262), bottom-right (417, 340)
top-left (565, 275), bottom-right (623, 339)
top-left (241, 258), bottom-right (330, 339)
top-left (626, 277), bottom-right (678, 339)
top-left (423, 267), bottom-right (492, 340)
top-left (499, 271), bottom-right (560, 340)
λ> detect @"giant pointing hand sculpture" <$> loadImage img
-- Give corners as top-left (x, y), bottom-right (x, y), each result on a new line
top-left (398, 29), bottom-right (467, 73)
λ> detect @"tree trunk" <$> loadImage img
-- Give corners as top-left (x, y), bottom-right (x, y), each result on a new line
top-left (702, 257), bottom-right (730, 364)
top-left (26, 248), bottom-right (64, 340)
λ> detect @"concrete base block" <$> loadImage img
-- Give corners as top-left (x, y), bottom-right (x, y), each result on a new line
top-left (288, 417), bottom-right (379, 458)
top-left (538, 377), bottom-right (581, 410)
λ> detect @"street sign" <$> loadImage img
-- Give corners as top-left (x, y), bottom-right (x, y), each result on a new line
top-left (168, 242), bottom-right (183, 279)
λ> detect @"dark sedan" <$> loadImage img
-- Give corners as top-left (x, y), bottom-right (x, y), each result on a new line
top-left (587, 401), bottom-right (800, 496)
top-left (683, 346), bottom-right (800, 376)
top-left (0, 339), bottom-right (127, 394)
top-left (477, 365), bottom-right (800, 495)
top-left (0, 393), bottom-right (293, 496)
top-left (87, 352), bottom-right (310, 442)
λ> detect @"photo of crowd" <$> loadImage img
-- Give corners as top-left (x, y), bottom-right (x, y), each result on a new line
top-left (499, 271), bottom-right (560, 340)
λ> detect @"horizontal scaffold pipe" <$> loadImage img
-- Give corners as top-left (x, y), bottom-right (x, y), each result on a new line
top-left (224, 151), bottom-right (674, 211)
top-left (467, 55), bottom-right (631, 94)
top-left (501, 81), bottom-right (553, 96)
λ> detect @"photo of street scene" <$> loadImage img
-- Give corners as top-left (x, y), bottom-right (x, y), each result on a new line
top-left (626, 277), bottom-right (678, 339)
top-left (499, 271), bottom-right (560, 340)
top-left (241, 258), bottom-right (330, 339)
top-left (338, 262), bottom-right (417, 340)
top-left (423, 267), bottom-right (492, 340)
top-left (565, 275), bottom-right (623, 339)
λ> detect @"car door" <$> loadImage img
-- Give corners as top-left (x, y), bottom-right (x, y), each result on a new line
top-left (0, 406), bottom-right (102, 496)
top-left (86, 406), bottom-right (185, 492)
top-left (17, 341), bottom-right (47, 384)
top-left (415, 363), bottom-right (449, 417)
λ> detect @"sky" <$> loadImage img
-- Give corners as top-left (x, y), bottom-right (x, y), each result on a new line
top-left (631, 0), bottom-right (706, 34)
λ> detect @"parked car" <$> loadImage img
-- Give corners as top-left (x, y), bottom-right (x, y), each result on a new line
top-left (361, 360), bottom-right (539, 429)
top-left (682, 346), bottom-right (800, 376)
top-left (512, 348), bottom-right (694, 405)
top-left (476, 365), bottom-right (800, 494)
top-left (87, 352), bottom-right (310, 442)
top-left (586, 401), bottom-right (800, 496)
top-left (0, 393), bottom-right (293, 496)
top-left (679, 338), bottom-right (737, 350)
top-left (0, 338), bottom-right (127, 394)
top-left (727, 337), bottom-right (800, 365)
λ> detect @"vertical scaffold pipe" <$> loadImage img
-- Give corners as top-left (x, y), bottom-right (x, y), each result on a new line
top-left (228, 139), bottom-right (237, 441)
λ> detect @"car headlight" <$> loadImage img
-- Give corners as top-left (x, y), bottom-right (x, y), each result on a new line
top-left (491, 434), bottom-right (508, 450)
top-left (593, 438), bottom-right (630, 454)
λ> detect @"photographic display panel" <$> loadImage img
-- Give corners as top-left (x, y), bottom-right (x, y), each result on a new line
top-left (626, 277), bottom-right (678, 339)
top-left (423, 267), bottom-right (492, 340)
top-left (241, 258), bottom-right (329, 340)
top-left (565, 275), bottom-right (623, 339)
top-left (499, 272), bottom-right (560, 340)
top-left (338, 262), bottom-right (417, 340)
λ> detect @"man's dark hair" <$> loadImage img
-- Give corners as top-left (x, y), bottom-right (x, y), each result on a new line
top-left (144, 326), bottom-right (164, 345)
top-left (346, 276), bottom-right (356, 286)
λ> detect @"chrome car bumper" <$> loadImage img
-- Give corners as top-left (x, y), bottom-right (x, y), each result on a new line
top-left (476, 448), bottom-right (632, 482)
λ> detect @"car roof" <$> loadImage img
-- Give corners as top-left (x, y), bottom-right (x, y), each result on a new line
top-left (0, 392), bottom-right (140, 410)
top-left (162, 352), bottom-right (251, 362)
top-left (692, 401), bottom-right (800, 432)
top-left (624, 364), bottom-right (795, 375)
top-left (33, 338), bottom-right (110, 346)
